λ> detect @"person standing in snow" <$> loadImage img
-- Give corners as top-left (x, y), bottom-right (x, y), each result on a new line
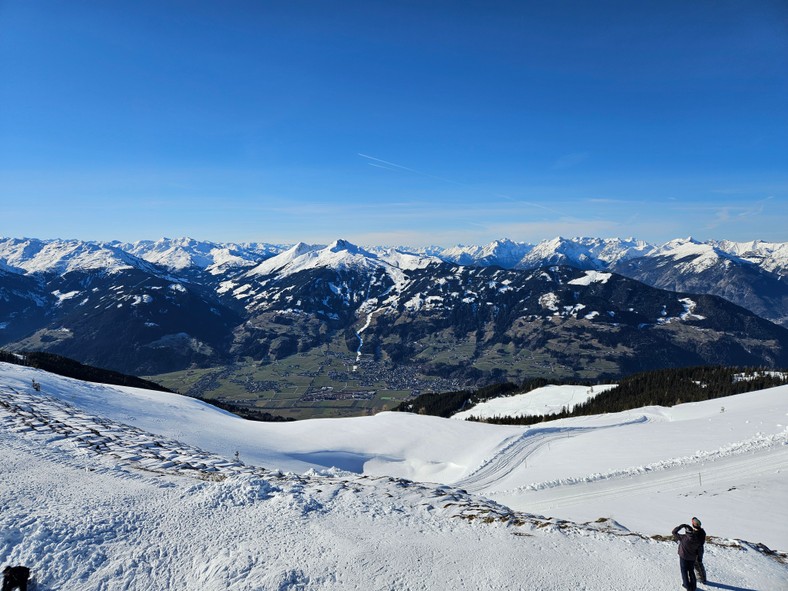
top-left (692, 517), bottom-right (707, 585)
top-left (672, 517), bottom-right (706, 590)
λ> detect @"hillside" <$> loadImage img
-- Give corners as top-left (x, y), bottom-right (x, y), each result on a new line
top-left (0, 364), bottom-right (788, 591)
top-left (2, 236), bottom-right (788, 419)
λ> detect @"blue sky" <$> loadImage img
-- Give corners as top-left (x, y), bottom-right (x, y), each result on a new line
top-left (1, 1), bottom-right (786, 246)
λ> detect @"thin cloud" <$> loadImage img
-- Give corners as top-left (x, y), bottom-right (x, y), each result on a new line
top-left (551, 152), bottom-right (590, 171)
top-left (703, 197), bottom-right (774, 230)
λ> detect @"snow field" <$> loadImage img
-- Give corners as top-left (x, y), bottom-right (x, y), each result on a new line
top-left (2, 362), bottom-right (787, 589)
top-left (2, 417), bottom-right (786, 591)
top-left (451, 384), bottom-right (618, 420)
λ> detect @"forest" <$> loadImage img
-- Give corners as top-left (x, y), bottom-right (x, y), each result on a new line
top-left (396, 366), bottom-right (788, 424)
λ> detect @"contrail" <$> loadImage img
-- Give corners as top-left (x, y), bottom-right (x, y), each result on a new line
top-left (358, 153), bottom-right (421, 174)
top-left (358, 153), bottom-right (465, 186)
top-left (366, 162), bottom-right (401, 172)
top-left (358, 153), bottom-right (568, 216)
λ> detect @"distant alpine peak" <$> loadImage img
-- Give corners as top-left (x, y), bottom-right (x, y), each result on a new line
top-left (0, 237), bottom-right (154, 275)
top-left (711, 239), bottom-right (788, 275)
top-left (115, 237), bottom-right (285, 271)
top-left (244, 239), bottom-right (438, 279)
top-left (656, 238), bottom-right (735, 262)
top-left (328, 238), bottom-right (364, 253)
top-left (519, 236), bottom-right (599, 270)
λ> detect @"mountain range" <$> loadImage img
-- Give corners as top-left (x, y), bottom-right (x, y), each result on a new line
top-left (0, 236), bottom-right (786, 395)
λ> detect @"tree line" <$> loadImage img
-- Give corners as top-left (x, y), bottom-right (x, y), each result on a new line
top-left (395, 366), bottom-right (788, 424)
top-left (394, 378), bottom-right (581, 417)
top-left (0, 349), bottom-right (173, 392)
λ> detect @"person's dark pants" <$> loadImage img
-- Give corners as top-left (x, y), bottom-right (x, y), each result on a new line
top-left (695, 559), bottom-right (706, 584)
top-left (680, 557), bottom-right (697, 590)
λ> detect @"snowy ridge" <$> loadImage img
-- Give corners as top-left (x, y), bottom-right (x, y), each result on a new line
top-left (3, 235), bottom-right (785, 276)
top-left (244, 239), bottom-right (439, 283)
top-left (1, 384), bottom-right (250, 478)
top-left (712, 239), bottom-right (788, 275)
top-left (115, 237), bottom-right (285, 272)
top-left (517, 236), bottom-right (601, 270)
top-left (652, 238), bottom-right (746, 273)
top-left (244, 240), bottom-right (386, 277)
top-left (441, 238), bottom-right (533, 267)
top-left (0, 238), bottom-right (158, 275)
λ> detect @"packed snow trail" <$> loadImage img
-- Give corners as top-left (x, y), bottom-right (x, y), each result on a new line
top-left (453, 417), bottom-right (649, 492)
top-left (505, 444), bottom-right (788, 508)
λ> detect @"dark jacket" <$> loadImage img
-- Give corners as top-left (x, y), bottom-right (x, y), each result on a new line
top-left (672, 524), bottom-right (706, 561)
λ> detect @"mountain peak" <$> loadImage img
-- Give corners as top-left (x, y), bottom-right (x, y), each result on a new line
top-left (0, 238), bottom-right (154, 275)
top-left (328, 239), bottom-right (367, 256)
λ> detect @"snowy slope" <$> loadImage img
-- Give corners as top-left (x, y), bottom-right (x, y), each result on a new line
top-left (451, 384), bottom-right (618, 420)
top-left (245, 239), bottom-right (437, 280)
top-left (455, 392), bottom-right (788, 552)
top-left (2, 363), bottom-right (787, 590)
top-left (0, 238), bottom-right (156, 275)
top-left (3, 363), bottom-right (787, 548)
top-left (0, 364), bottom-right (788, 591)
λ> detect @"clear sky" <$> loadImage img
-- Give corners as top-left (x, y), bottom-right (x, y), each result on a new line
top-left (1, 1), bottom-right (786, 247)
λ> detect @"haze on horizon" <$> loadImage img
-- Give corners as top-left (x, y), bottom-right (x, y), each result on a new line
top-left (1, 1), bottom-right (786, 247)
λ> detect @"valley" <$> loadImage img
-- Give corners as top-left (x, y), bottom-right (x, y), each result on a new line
top-left (2, 236), bottom-right (787, 420)
top-left (5, 5), bottom-right (786, 589)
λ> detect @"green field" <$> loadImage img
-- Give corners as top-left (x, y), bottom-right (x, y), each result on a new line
top-left (147, 338), bottom-right (437, 420)
top-left (148, 323), bottom-right (627, 420)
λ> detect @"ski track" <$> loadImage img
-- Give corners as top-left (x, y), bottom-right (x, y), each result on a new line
top-left (516, 446), bottom-right (788, 512)
top-left (511, 430), bottom-right (788, 493)
top-left (453, 416), bottom-right (649, 492)
top-left (454, 414), bottom-right (787, 497)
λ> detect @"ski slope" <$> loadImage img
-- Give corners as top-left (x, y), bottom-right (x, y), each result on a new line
top-left (1, 362), bottom-right (786, 590)
top-left (451, 384), bottom-right (617, 420)
top-left (459, 393), bottom-right (788, 551)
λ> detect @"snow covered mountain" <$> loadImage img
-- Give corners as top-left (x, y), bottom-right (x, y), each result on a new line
top-left (1, 236), bottom-right (787, 379)
top-left (244, 239), bottom-right (437, 280)
top-left (111, 237), bottom-right (286, 277)
top-left (213, 247), bottom-right (788, 381)
top-left (1, 361), bottom-right (786, 589)
top-left (435, 236), bottom-right (787, 327)
top-left (440, 238), bottom-right (533, 267)
top-left (712, 239), bottom-right (788, 276)
top-left (438, 236), bottom-right (654, 270)
top-left (0, 238), bottom-right (240, 374)
top-left (0, 237), bottom-right (160, 275)
top-left (612, 238), bottom-right (788, 328)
